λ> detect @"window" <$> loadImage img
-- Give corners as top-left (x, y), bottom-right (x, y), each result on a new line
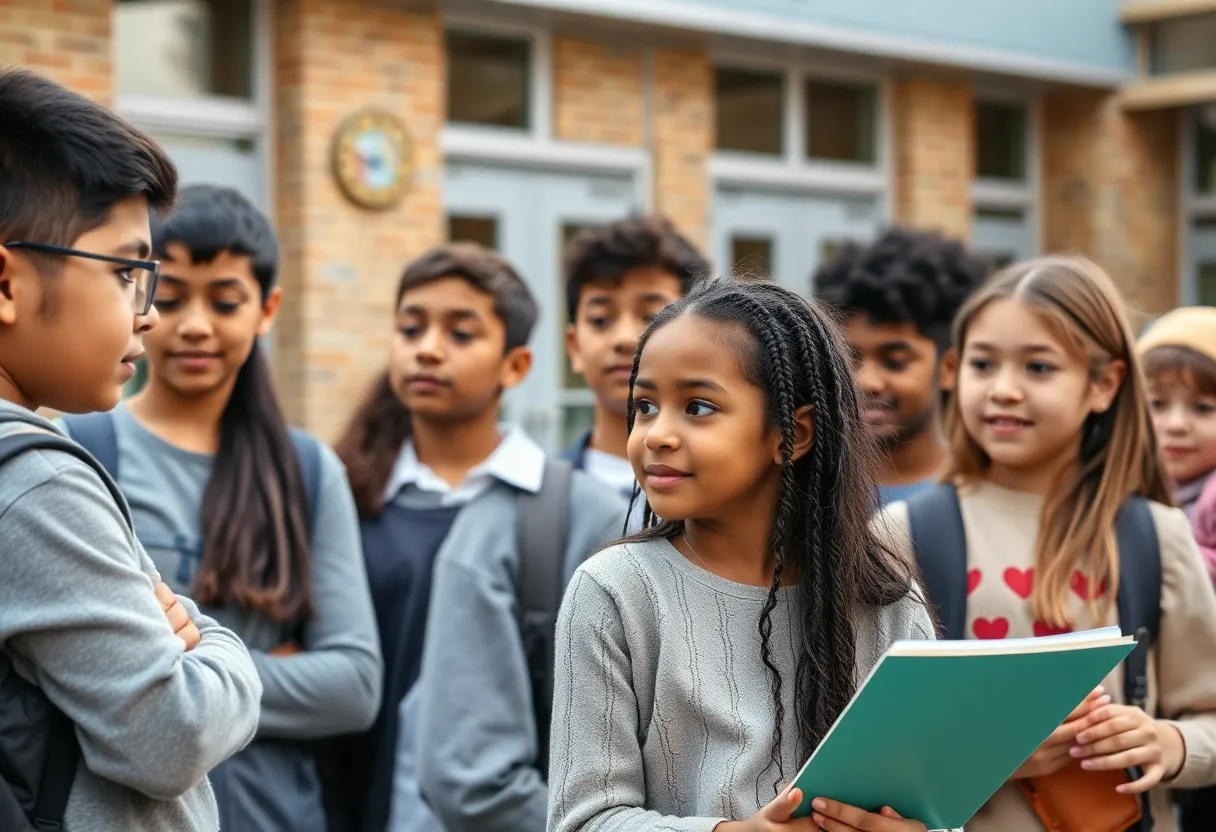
top-left (1151, 14), bottom-right (1216, 75)
top-left (1201, 262), bottom-right (1216, 306)
top-left (446, 30), bottom-right (531, 129)
top-left (114, 0), bottom-right (253, 99)
top-left (448, 215), bottom-right (499, 249)
top-left (714, 68), bottom-right (784, 155)
top-left (730, 236), bottom-right (772, 277)
top-left (1195, 112), bottom-right (1216, 194)
top-left (975, 101), bottom-right (1027, 181)
top-left (804, 80), bottom-right (876, 164)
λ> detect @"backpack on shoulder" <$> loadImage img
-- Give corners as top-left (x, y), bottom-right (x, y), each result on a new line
top-left (515, 458), bottom-right (573, 779)
top-left (905, 483), bottom-right (1160, 832)
top-left (0, 423), bottom-right (135, 831)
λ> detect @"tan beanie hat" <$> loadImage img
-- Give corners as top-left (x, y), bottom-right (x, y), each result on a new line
top-left (1137, 306), bottom-right (1216, 366)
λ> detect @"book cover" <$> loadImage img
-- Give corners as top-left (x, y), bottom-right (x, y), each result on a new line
top-left (789, 627), bottom-right (1136, 830)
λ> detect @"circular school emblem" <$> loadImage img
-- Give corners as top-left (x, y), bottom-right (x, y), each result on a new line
top-left (331, 110), bottom-right (413, 210)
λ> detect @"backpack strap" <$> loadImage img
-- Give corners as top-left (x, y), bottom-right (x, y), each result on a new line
top-left (1114, 496), bottom-right (1160, 832)
top-left (0, 425), bottom-right (132, 830)
top-left (515, 459), bottom-right (573, 779)
top-left (905, 484), bottom-right (968, 640)
top-left (288, 427), bottom-right (323, 533)
top-left (58, 412), bottom-right (120, 483)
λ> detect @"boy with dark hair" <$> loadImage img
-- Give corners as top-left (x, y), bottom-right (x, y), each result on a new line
top-left (0, 68), bottom-right (261, 830)
top-left (562, 215), bottom-right (709, 496)
top-left (329, 243), bottom-right (626, 832)
top-left (813, 227), bottom-right (990, 505)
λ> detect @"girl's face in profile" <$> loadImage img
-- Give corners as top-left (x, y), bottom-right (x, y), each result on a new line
top-left (627, 314), bottom-right (781, 524)
top-left (957, 297), bottom-right (1122, 489)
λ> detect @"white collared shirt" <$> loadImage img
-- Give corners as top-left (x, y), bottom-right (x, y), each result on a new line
top-left (383, 424), bottom-right (546, 507)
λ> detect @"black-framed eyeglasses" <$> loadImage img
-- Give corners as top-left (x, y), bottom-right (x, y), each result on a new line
top-left (3, 241), bottom-right (160, 315)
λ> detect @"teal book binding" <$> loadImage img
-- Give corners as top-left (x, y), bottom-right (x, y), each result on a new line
top-left (789, 627), bottom-right (1136, 830)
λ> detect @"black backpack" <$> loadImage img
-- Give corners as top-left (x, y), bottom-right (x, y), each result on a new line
top-left (906, 483), bottom-right (1160, 831)
top-left (0, 424), bottom-right (135, 831)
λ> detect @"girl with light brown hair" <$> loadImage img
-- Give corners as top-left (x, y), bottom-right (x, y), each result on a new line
top-left (874, 255), bottom-right (1216, 831)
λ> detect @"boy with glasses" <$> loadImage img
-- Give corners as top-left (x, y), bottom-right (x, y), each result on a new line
top-left (0, 68), bottom-right (262, 830)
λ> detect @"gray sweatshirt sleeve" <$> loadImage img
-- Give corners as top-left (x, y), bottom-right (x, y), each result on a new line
top-left (0, 455), bottom-right (263, 800)
top-left (415, 554), bottom-right (549, 832)
top-left (250, 446), bottom-right (383, 739)
top-left (547, 570), bottom-right (723, 832)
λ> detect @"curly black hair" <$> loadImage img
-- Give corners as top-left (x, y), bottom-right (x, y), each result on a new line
top-left (563, 215), bottom-right (710, 322)
top-left (623, 275), bottom-right (921, 799)
top-left (811, 227), bottom-right (991, 351)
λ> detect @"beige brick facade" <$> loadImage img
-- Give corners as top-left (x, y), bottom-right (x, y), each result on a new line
top-left (0, 0), bottom-right (110, 103)
top-left (892, 77), bottom-right (974, 241)
top-left (553, 38), bottom-right (644, 147)
top-left (651, 48), bottom-right (713, 250)
top-left (1041, 90), bottom-right (1179, 324)
top-left (275, 0), bottom-right (444, 441)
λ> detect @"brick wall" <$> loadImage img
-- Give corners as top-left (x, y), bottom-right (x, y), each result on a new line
top-left (275, 0), bottom-right (444, 441)
top-left (651, 48), bottom-right (712, 250)
top-left (0, 0), bottom-right (111, 103)
top-left (1041, 90), bottom-right (1179, 323)
top-left (553, 38), bottom-right (644, 146)
top-left (892, 77), bottom-right (973, 241)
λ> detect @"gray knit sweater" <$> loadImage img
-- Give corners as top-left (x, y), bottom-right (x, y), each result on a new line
top-left (547, 536), bottom-right (936, 832)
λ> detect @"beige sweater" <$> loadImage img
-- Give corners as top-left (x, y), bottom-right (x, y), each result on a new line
top-left (874, 481), bottom-right (1216, 832)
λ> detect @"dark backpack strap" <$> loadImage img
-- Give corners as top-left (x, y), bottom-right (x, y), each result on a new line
top-left (515, 459), bottom-right (573, 779)
top-left (288, 428), bottom-right (323, 533)
top-left (58, 412), bottom-right (120, 482)
top-left (905, 484), bottom-right (968, 641)
top-left (30, 708), bottom-right (77, 831)
top-left (1114, 496), bottom-right (1160, 832)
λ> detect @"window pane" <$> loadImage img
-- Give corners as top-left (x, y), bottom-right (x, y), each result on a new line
top-left (1152, 14), bottom-right (1216, 75)
top-left (561, 223), bottom-right (601, 390)
top-left (804, 80), bottom-right (876, 164)
top-left (143, 131), bottom-right (262, 207)
top-left (1201, 263), bottom-right (1216, 307)
top-left (715, 68), bottom-right (783, 155)
top-left (560, 403), bottom-right (596, 451)
top-left (115, 0), bottom-right (253, 99)
top-left (1196, 113), bottom-right (1216, 194)
top-left (730, 236), bottom-right (773, 277)
top-left (975, 101), bottom-right (1027, 181)
top-left (447, 215), bottom-right (499, 249)
top-left (447, 31), bottom-right (530, 129)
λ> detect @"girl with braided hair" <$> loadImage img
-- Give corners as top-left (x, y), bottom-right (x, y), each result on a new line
top-left (546, 275), bottom-right (935, 832)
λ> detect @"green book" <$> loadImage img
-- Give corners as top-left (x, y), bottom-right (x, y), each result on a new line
top-left (789, 626), bottom-right (1136, 830)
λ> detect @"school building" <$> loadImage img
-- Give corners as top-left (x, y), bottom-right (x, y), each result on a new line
top-left (4, 0), bottom-right (1213, 447)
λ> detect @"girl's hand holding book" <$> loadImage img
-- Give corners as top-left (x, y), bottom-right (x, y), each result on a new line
top-left (1011, 686), bottom-right (1108, 780)
top-left (808, 799), bottom-right (928, 831)
top-left (1069, 702), bottom-right (1186, 793)
top-left (714, 787), bottom-right (818, 830)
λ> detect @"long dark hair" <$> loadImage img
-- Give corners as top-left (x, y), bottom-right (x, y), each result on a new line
top-left (335, 242), bottom-right (538, 519)
top-left (624, 276), bottom-right (919, 792)
top-left (154, 184), bottom-right (312, 623)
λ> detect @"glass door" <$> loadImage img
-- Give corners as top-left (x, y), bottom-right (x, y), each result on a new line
top-left (444, 161), bottom-right (640, 452)
top-left (714, 185), bottom-right (882, 297)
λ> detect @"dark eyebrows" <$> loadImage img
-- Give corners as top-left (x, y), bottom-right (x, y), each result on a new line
top-left (116, 240), bottom-right (151, 258)
top-left (398, 304), bottom-right (484, 324)
top-left (158, 275), bottom-right (247, 290)
top-left (632, 377), bottom-right (727, 393)
top-left (968, 341), bottom-right (1056, 354)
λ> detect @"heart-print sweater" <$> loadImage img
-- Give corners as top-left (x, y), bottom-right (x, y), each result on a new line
top-left (876, 480), bottom-right (1216, 832)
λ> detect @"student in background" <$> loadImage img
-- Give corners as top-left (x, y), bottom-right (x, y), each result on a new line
top-left (562, 216), bottom-right (709, 497)
top-left (876, 257), bottom-right (1216, 831)
top-left (325, 243), bottom-right (626, 832)
top-left (62, 184), bottom-right (382, 832)
top-left (813, 228), bottom-right (990, 506)
top-left (549, 275), bottom-right (935, 832)
top-left (1138, 306), bottom-right (1216, 831)
top-left (0, 68), bottom-right (261, 830)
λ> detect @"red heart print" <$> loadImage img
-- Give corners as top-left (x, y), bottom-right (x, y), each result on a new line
top-left (967, 569), bottom-right (982, 595)
top-left (972, 617), bottom-right (1009, 639)
top-left (1034, 621), bottom-right (1073, 638)
top-left (1071, 571), bottom-right (1108, 601)
top-left (1003, 567), bottom-right (1034, 599)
